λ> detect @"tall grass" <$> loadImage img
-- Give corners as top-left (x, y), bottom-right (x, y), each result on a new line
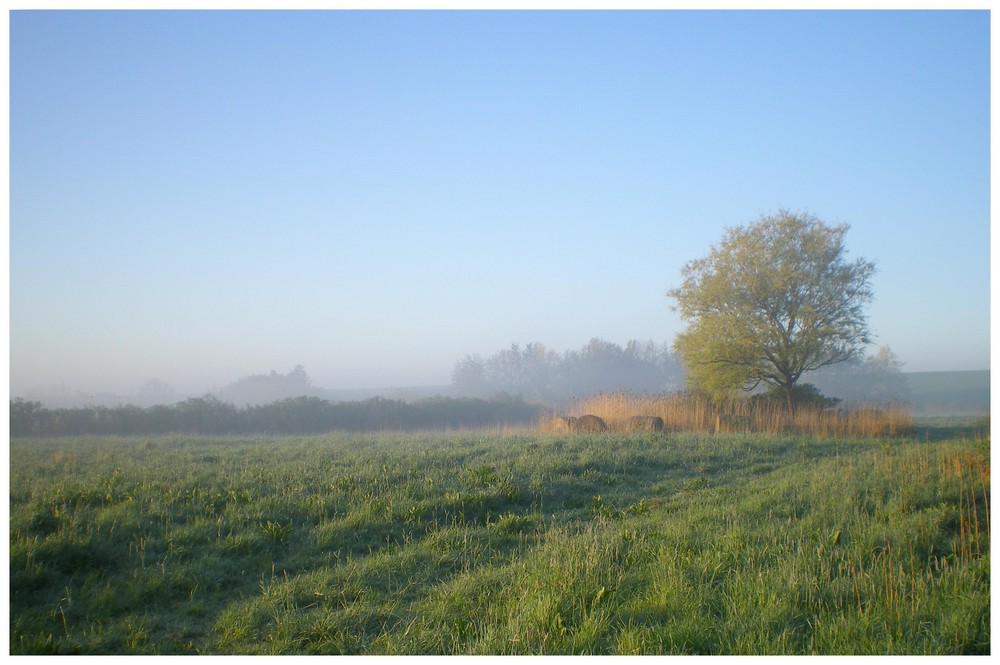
top-left (10, 430), bottom-right (988, 654)
top-left (566, 391), bottom-right (913, 437)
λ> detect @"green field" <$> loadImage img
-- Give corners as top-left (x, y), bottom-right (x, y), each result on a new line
top-left (9, 426), bottom-right (990, 654)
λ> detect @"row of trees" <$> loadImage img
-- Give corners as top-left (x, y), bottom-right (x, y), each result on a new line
top-left (455, 211), bottom-right (904, 412)
top-left (451, 338), bottom-right (684, 404)
top-left (450, 339), bottom-right (906, 409)
top-left (9, 394), bottom-right (542, 438)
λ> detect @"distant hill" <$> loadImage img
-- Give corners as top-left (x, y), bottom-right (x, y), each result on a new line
top-left (903, 370), bottom-right (989, 416)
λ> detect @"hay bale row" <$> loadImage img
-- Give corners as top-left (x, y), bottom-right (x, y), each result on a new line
top-left (545, 415), bottom-right (607, 434)
top-left (545, 414), bottom-right (665, 434)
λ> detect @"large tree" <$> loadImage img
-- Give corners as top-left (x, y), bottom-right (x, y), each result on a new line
top-left (668, 210), bottom-right (876, 411)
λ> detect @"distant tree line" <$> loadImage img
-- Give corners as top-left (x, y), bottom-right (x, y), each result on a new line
top-left (449, 338), bottom-right (908, 409)
top-left (216, 365), bottom-right (325, 406)
top-left (9, 394), bottom-right (543, 438)
top-left (805, 346), bottom-right (909, 406)
top-left (451, 338), bottom-right (684, 404)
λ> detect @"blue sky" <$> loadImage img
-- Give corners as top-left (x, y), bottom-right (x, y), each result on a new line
top-left (9, 9), bottom-right (991, 396)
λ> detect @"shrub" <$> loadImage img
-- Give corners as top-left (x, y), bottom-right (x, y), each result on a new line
top-left (747, 383), bottom-right (840, 410)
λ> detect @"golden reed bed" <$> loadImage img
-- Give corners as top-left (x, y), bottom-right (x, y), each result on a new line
top-left (548, 392), bottom-right (912, 437)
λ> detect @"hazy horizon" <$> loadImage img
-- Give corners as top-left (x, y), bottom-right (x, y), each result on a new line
top-left (11, 341), bottom-right (991, 408)
top-left (10, 10), bottom-right (991, 400)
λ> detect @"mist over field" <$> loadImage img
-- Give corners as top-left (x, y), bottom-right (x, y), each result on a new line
top-left (12, 337), bottom-right (989, 418)
top-left (6, 13), bottom-right (991, 655)
top-left (10, 11), bottom-right (989, 413)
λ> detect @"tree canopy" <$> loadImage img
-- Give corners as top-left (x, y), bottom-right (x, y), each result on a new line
top-left (668, 210), bottom-right (876, 409)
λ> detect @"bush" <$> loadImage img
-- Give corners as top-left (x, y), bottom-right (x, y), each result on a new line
top-left (747, 383), bottom-right (840, 410)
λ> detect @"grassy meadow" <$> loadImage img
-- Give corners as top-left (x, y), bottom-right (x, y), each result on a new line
top-left (9, 424), bottom-right (990, 654)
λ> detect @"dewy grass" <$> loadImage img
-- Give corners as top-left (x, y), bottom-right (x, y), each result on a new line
top-left (9, 430), bottom-right (989, 655)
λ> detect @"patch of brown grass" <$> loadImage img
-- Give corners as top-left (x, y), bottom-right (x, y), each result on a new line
top-left (562, 391), bottom-right (912, 437)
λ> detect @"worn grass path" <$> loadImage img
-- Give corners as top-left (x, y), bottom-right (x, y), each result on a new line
top-left (9, 428), bottom-right (990, 654)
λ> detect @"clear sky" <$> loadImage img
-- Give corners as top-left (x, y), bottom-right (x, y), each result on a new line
top-left (9, 8), bottom-right (991, 397)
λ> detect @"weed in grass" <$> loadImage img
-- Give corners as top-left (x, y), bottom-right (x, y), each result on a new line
top-left (258, 520), bottom-right (293, 546)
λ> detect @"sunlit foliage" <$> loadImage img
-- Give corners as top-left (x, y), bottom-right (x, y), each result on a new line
top-left (669, 211), bottom-right (876, 408)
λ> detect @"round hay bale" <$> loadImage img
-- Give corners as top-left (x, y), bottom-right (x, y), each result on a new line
top-left (546, 416), bottom-right (576, 434)
top-left (572, 414), bottom-right (608, 433)
top-left (626, 415), bottom-right (664, 433)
